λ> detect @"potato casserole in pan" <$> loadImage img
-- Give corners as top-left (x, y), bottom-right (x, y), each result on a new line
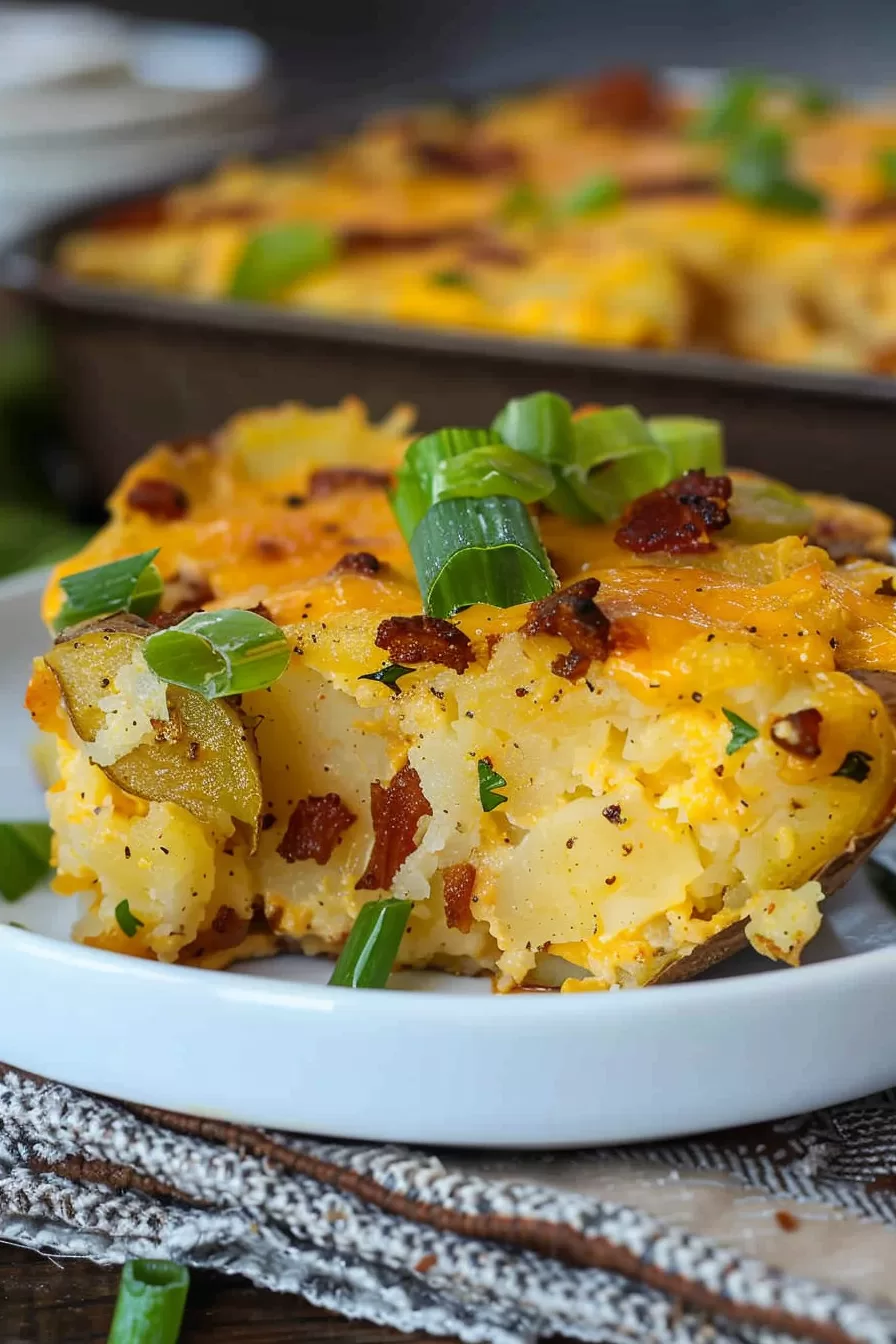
top-left (57, 70), bottom-right (896, 376)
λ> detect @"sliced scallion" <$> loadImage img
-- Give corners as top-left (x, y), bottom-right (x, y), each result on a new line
top-left (688, 75), bottom-right (762, 142)
top-left (723, 708), bottom-right (758, 755)
top-left (329, 897), bottom-right (413, 988)
top-left (647, 416), bottom-right (724, 476)
top-left (115, 899), bottom-right (144, 938)
top-left (0, 822), bottom-right (51, 902)
top-left (724, 125), bottom-right (824, 215)
top-left (492, 392), bottom-right (590, 520)
top-left (477, 758), bottom-right (508, 812)
top-left (562, 173), bottom-right (622, 217)
top-left (568, 406), bottom-right (671, 520)
top-left (393, 428), bottom-right (504, 542)
top-left (143, 608), bottom-right (290, 699)
top-left (432, 445), bottom-right (555, 508)
top-left (359, 663), bottom-right (415, 693)
top-left (107, 1258), bottom-right (189, 1344)
top-left (500, 182), bottom-right (545, 221)
top-left (53, 549), bottom-right (162, 633)
top-left (431, 268), bottom-right (472, 288)
top-left (229, 223), bottom-right (336, 302)
top-left (410, 496), bottom-right (555, 618)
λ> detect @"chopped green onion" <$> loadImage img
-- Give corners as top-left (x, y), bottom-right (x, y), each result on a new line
top-left (647, 416), bottom-right (724, 476)
top-left (114, 899), bottom-right (144, 938)
top-left (878, 148), bottom-right (896, 193)
top-left (477, 758), bottom-right (508, 812)
top-left (410, 496), bottom-right (555, 618)
top-left (229, 223), bottom-right (336, 302)
top-left (723, 708), bottom-right (759, 755)
top-left (54, 549), bottom-right (162, 633)
top-left (432, 445), bottom-right (555, 508)
top-left (561, 173), bottom-right (622, 217)
top-left (568, 406), bottom-right (672, 520)
top-left (393, 428), bottom-right (506, 541)
top-left (724, 125), bottom-right (824, 215)
top-left (329, 897), bottom-right (412, 988)
top-left (107, 1258), bottom-right (189, 1344)
top-left (689, 75), bottom-right (762, 141)
top-left (500, 182), bottom-right (545, 221)
top-left (492, 392), bottom-right (590, 520)
top-left (832, 750), bottom-right (873, 782)
top-left (430, 268), bottom-right (472, 288)
top-left (359, 663), bottom-right (415, 693)
top-left (727, 474), bottom-right (813, 543)
top-left (0, 822), bottom-right (51, 902)
top-left (144, 608), bottom-right (290, 700)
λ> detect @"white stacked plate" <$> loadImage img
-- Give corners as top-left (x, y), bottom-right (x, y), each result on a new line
top-left (0, 4), bottom-right (271, 244)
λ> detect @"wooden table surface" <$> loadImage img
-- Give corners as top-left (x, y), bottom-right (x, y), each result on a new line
top-left (0, 1243), bottom-right (459, 1344)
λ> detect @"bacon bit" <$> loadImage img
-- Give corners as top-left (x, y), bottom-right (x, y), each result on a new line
top-left (125, 477), bottom-right (189, 521)
top-left (249, 601), bottom-right (278, 624)
top-left (411, 139), bottom-right (520, 177)
top-left (876, 576), bottom-right (896, 597)
top-left (341, 224), bottom-right (471, 254)
top-left (375, 614), bottom-right (474, 672)
top-left (255, 536), bottom-right (287, 561)
top-left (465, 234), bottom-right (525, 266)
top-left (179, 905), bottom-right (250, 961)
top-left (308, 466), bottom-right (392, 497)
top-left (261, 812), bottom-right (276, 830)
top-left (415, 1254), bottom-right (438, 1274)
top-left (578, 68), bottom-right (669, 130)
top-left (770, 708), bottom-right (823, 759)
top-left (442, 863), bottom-right (477, 934)
top-left (149, 574), bottom-right (215, 628)
top-left (356, 762), bottom-right (433, 891)
top-left (522, 578), bottom-right (611, 680)
top-left (331, 551), bottom-right (382, 576)
top-left (775, 1210), bottom-right (800, 1233)
top-left (602, 803), bottom-right (624, 824)
top-left (614, 469), bottom-right (732, 554)
top-left (277, 793), bottom-right (357, 866)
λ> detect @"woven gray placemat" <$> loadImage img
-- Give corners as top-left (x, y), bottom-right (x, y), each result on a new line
top-left (0, 1066), bottom-right (894, 1344)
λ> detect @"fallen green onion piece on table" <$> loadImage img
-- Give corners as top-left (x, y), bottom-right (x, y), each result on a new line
top-left (107, 1259), bottom-right (190, 1344)
top-left (143, 608), bottom-right (290, 699)
top-left (0, 822), bottom-right (52, 902)
top-left (229, 223), bottom-right (337, 302)
top-left (53, 550), bottom-right (162, 633)
top-left (329, 897), bottom-right (414, 988)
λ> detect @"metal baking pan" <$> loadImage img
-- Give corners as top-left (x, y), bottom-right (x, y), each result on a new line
top-left (4, 174), bottom-right (896, 508)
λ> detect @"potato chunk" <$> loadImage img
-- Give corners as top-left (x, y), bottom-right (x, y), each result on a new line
top-left (45, 615), bottom-right (262, 829)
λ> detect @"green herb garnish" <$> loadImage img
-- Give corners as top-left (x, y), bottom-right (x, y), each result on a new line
top-left (143, 608), bottom-right (290, 700)
top-left (114, 899), bottom-right (144, 938)
top-left (562, 173), bottom-right (622, 217)
top-left (431, 268), bottom-right (473, 288)
top-left (832, 750), bottom-right (873, 782)
top-left (230, 223), bottom-right (336, 302)
top-left (0, 822), bottom-right (51, 902)
top-left (723, 708), bottom-right (759, 755)
top-left (359, 663), bottom-right (415, 693)
top-left (478, 758), bottom-right (508, 812)
top-left (107, 1259), bottom-right (190, 1344)
top-left (500, 181), bottom-right (545, 221)
top-left (328, 897), bottom-right (413, 988)
top-left (53, 549), bottom-right (162, 633)
top-left (689, 75), bottom-right (762, 142)
top-left (724, 124), bottom-right (825, 215)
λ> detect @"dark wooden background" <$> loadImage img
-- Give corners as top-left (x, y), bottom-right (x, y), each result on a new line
top-left (0, 1243), bottom-right (461, 1343)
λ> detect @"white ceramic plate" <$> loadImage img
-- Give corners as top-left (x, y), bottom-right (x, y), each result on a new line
top-left (2, 567), bottom-right (896, 1147)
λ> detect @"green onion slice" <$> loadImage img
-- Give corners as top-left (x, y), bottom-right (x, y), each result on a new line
top-left (562, 173), bottom-right (622, 217)
top-left (329, 897), bottom-right (413, 988)
top-left (144, 608), bottom-right (290, 699)
top-left (567, 406), bottom-right (671, 520)
top-left (0, 822), bottom-right (51, 902)
top-left (727, 474), bottom-right (813, 543)
top-left (107, 1258), bottom-right (190, 1344)
top-left (432, 445), bottom-right (555, 508)
top-left (53, 549), bottom-right (162, 633)
top-left (832, 750), bottom-right (873, 783)
top-left (689, 75), bottom-right (762, 141)
top-left (725, 125), bottom-right (825, 215)
top-left (115, 899), bottom-right (144, 938)
top-left (647, 416), bottom-right (724, 476)
top-left (478, 758), bottom-right (508, 812)
top-left (393, 428), bottom-right (504, 541)
top-left (878, 148), bottom-right (896, 193)
top-left (359, 663), bottom-right (415, 693)
top-left (229, 223), bottom-right (337, 302)
top-left (723, 708), bottom-right (759, 755)
top-left (500, 181), bottom-right (545, 221)
top-left (492, 392), bottom-right (591, 520)
top-left (411, 496), bottom-right (555, 618)
top-left (431, 268), bottom-right (473, 288)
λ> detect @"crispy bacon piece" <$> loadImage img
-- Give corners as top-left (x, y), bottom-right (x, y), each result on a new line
top-left (178, 905), bottom-right (250, 961)
top-left (876, 576), bottom-right (896, 597)
top-left (464, 234), bottom-right (526, 267)
top-left (341, 224), bottom-right (472, 254)
top-left (442, 862), bottom-right (477, 934)
top-left (249, 601), bottom-right (277, 623)
top-left (578, 68), bottom-right (669, 130)
top-left (770, 708), bottom-right (823, 759)
top-left (522, 578), bottom-right (611, 680)
top-left (277, 793), bottom-right (357, 865)
top-left (255, 536), bottom-right (287, 561)
top-left (356, 763), bottom-right (433, 891)
top-left (307, 467), bottom-right (392, 497)
top-left (411, 139), bottom-right (520, 177)
top-left (148, 574), bottom-right (215, 628)
top-left (375, 614), bottom-right (474, 672)
top-left (125, 477), bottom-right (189, 522)
top-left (614, 469), bottom-right (732, 554)
top-left (331, 551), bottom-right (382, 576)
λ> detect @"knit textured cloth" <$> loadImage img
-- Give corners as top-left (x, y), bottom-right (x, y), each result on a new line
top-left (1, 1067), bottom-right (895, 1344)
